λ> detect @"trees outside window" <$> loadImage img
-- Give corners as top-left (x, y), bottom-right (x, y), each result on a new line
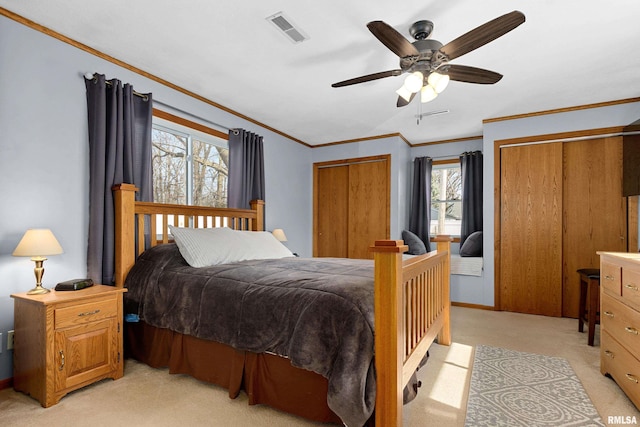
top-left (152, 113), bottom-right (228, 207)
top-left (430, 162), bottom-right (462, 236)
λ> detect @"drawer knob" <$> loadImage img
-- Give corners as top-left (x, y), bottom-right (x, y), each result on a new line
top-left (605, 275), bottom-right (615, 281)
top-left (59, 350), bottom-right (65, 371)
top-left (604, 311), bottom-right (615, 318)
top-left (625, 326), bottom-right (639, 335)
top-left (625, 284), bottom-right (639, 292)
top-left (78, 309), bottom-right (101, 317)
top-left (626, 373), bottom-right (639, 384)
top-left (604, 350), bottom-right (615, 359)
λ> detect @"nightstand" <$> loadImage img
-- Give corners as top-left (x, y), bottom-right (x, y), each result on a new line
top-left (11, 285), bottom-right (127, 407)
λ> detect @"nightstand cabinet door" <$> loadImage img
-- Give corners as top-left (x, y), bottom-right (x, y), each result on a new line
top-left (54, 317), bottom-right (118, 391)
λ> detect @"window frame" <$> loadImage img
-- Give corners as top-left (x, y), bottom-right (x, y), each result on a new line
top-left (152, 108), bottom-right (229, 207)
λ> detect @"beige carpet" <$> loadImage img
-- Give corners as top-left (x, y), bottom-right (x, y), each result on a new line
top-left (1, 306), bottom-right (638, 426)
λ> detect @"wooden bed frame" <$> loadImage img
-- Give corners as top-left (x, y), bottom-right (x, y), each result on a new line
top-left (113, 183), bottom-right (451, 427)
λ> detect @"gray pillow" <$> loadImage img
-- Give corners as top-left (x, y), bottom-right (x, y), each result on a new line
top-left (402, 230), bottom-right (427, 255)
top-left (460, 231), bottom-right (483, 257)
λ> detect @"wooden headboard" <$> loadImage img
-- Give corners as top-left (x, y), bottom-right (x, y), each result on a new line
top-left (112, 183), bottom-right (264, 288)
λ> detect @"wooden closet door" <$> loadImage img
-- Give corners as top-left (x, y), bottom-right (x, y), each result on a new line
top-left (314, 156), bottom-right (390, 259)
top-left (316, 165), bottom-right (349, 257)
top-left (348, 160), bottom-right (389, 259)
top-left (500, 142), bottom-right (563, 316)
top-left (562, 136), bottom-right (627, 317)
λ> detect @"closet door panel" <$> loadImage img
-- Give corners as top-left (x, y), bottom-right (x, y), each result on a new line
top-left (316, 165), bottom-right (349, 257)
top-left (348, 160), bottom-right (389, 259)
top-left (500, 142), bottom-right (563, 316)
top-left (562, 136), bottom-right (627, 317)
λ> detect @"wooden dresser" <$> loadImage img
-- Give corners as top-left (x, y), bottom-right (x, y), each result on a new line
top-left (11, 285), bottom-right (126, 407)
top-left (599, 252), bottom-right (640, 409)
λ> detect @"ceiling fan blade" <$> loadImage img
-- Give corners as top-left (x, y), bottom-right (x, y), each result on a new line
top-left (397, 92), bottom-right (416, 108)
top-left (367, 21), bottom-right (420, 58)
top-left (331, 69), bottom-right (402, 88)
top-left (445, 64), bottom-right (503, 84)
top-left (439, 11), bottom-right (525, 61)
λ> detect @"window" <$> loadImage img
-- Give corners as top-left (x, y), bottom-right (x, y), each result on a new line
top-left (430, 161), bottom-right (462, 236)
top-left (152, 111), bottom-right (229, 207)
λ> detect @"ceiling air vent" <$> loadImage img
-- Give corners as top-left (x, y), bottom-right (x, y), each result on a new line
top-left (266, 12), bottom-right (309, 44)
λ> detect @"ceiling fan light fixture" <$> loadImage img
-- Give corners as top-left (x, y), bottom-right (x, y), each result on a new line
top-left (396, 85), bottom-right (413, 102)
top-left (428, 72), bottom-right (450, 93)
top-left (420, 85), bottom-right (438, 103)
top-left (403, 71), bottom-right (424, 93)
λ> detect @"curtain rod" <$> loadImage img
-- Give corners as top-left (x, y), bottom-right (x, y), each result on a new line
top-left (153, 99), bottom-right (238, 134)
top-left (84, 72), bottom-right (150, 101)
top-left (83, 72), bottom-right (238, 135)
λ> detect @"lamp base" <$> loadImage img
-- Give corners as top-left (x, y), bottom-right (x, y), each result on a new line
top-left (27, 285), bottom-right (50, 295)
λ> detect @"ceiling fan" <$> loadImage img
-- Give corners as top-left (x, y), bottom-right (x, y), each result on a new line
top-left (331, 10), bottom-right (525, 107)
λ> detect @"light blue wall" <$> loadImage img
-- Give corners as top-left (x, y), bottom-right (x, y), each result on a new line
top-left (0, 14), bottom-right (312, 380)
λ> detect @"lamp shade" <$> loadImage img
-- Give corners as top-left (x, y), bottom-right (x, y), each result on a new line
top-left (403, 71), bottom-right (424, 93)
top-left (427, 72), bottom-right (450, 93)
top-left (420, 85), bottom-right (438, 103)
top-left (13, 229), bottom-right (64, 257)
top-left (395, 85), bottom-right (413, 102)
top-left (272, 228), bottom-right (288, 242)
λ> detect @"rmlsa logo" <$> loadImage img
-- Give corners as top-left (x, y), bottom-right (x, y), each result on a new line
top-left (609, 415), bottom-right (638, 425)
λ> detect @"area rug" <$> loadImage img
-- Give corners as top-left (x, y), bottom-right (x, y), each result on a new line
top-left (464, 345), bottom-right (604, 426)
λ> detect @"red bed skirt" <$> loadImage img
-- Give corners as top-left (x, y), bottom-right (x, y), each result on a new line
top-left (125, 321), bottom-right (349, 424)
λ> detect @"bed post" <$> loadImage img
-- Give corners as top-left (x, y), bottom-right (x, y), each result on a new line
top-left (113, 183), bottom-right (138, 288)
top-left (250, 199), bottom-right (265, 231)
top-left (434, 235), bottom-right (452, 345)
top-left (370, 239), bottom-right (408, 427)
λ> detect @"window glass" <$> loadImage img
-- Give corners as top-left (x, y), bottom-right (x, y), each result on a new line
top-left (152, 115), bottom-right (228, 207)
top-left (431, 163), bottom-right (462, 236)
top-left (152, 126), bottom-right (187, 204)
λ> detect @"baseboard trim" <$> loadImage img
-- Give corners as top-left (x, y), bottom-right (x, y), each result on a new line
top-left (0, 376), bottom-right (13, 390)
top-left (452, 301), bottom-right (495, 311)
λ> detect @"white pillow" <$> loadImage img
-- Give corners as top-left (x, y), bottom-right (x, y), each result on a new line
top-left (168, 226), bottom-right (294, 267)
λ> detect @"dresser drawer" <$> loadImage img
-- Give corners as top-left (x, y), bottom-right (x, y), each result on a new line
top-left (602, 260), bottom-right (622, 296)
top-left (623, 268), bottom-right (640, 312)
top-left (55, 298), bottom-right (117, 329)
top-left (602, 294), bottom-right (640, 355)
top-left (601, 330), bottom-right (640, 408)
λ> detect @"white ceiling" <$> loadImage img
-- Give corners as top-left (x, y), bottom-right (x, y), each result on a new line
top-left (2, 0), bottom-right (640, 146)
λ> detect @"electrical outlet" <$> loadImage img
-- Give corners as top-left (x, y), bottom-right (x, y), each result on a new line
top-left (7, 330), bottom-right (14, 350)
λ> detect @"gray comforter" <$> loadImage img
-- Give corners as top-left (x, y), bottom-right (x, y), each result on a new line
top-left (124, 243), bottom-right (376, 427)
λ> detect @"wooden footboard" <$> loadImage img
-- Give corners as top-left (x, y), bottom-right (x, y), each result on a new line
top-left (371, 237), bottom-right (452, 427)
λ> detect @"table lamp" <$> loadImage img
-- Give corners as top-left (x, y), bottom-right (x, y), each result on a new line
top-left (12, 228), bottom-right (64, 295)
top-left (272, 228), bottom-right (287, 242)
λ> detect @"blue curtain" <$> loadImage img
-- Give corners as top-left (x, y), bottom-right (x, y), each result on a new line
top-left (85, 74), bottom-right (152, 284)
top-left (227, 129), bottom-right (265, 209)
top-left (409, 156), bottom-right (433, 251)
top-left (459, 151), bottom-right (483, 246)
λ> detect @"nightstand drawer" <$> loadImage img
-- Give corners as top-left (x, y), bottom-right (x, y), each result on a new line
top-left (602, 293), bottom-right (640, 355)
top-left (601, 330), bottom-right (640, 407)
top-left (55, 299), bottom-right (117, 328)
top-left (623, 268), bottom-right (640, 312)
top-left (602, 260), bottom-right (622, 296)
